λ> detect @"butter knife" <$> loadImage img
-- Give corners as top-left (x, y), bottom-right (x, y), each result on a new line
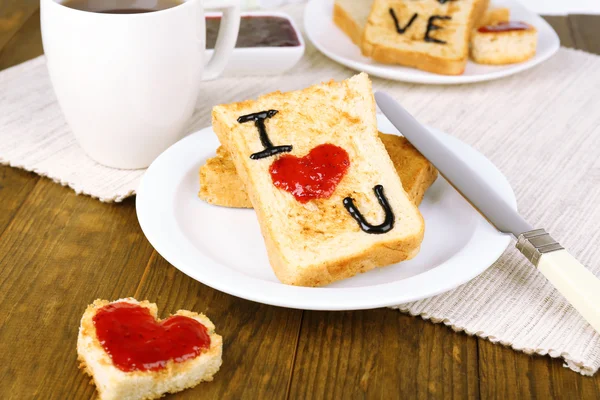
top-left (375, 91), bottom-right (600, 334)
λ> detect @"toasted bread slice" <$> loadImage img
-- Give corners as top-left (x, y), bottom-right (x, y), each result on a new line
top-left (361, 0), bottom-right (483, 75)
top-left (333, 0), bottom-right (373, 45)
top-left (77, 298), bottom-right (222, 400)
top-left (471, 22), bottom-right (537, 65)
top-left (473, 0), bottom-right (491, 26)
top-left (199, 145), bottom-right (253, 208)
top-left (478, 7), bottom-right (510, 27)
top-left (199, 133), bottom-right (438, 208)
top-left (379, 133), bottom-right (438, 205)
top-left (212, 73), bottom-right (425, 287)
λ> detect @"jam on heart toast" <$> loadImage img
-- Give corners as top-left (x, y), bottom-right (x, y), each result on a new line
top-left (77, 298), bottom-right (222, 400)
top-left (211, 73), bottom-right (425, 287)
top-left (198, 133), bottom-right (438, 209)
top-left (361, 0), bottom-right (489, 75)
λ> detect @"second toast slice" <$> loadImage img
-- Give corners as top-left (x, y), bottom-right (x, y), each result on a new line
top-left (212, 73), bottom-right (424, 287)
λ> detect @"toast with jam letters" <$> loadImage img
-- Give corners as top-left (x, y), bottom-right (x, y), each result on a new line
top-left (361, 0), bottom-right (488, 75)
top-left (199, 133), bottom-right (438, 208)
top-left (77, 298), bottom-right (222, 400)
top-left (211, 73), bottom-right (425, 287)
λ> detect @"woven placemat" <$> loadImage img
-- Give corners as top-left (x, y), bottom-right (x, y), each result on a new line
top-left (1, 4), bottom-right (599, 376)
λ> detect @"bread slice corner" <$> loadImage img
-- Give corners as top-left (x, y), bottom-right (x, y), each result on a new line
top-left (333, 0), bottom-right (373, 45)
top-left (199, 146), bottom-right (252, 208)
top-left (212, 73), bottom-right (425, 287)
top-left (77, 298), bottom-right (222, 400)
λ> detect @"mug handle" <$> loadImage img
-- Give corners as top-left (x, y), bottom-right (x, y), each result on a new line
top-left (203, 0), bottom-right (241, 80)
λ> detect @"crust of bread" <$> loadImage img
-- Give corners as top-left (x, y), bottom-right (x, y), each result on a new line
top-left (274, 232), bottom-right (424, 287)
top-left (211, 74), bottom-right (425, 287)
top-left (77, 298), bottom-right (222, 400)
top-left (361, 0), bottom-right (484, 75)
top-left (471, 24), bottom-right (537, 65)
top-left (333, 3), bottom-right (363, 45)
top-left (199, 133), bottom-right (438, 209)
top-left (361, 40), bottom-right (468, 75)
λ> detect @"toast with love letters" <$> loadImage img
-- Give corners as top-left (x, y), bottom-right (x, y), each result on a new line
top-left (77, 298), bottom-right (222, 400)
top-left (333, 0), bottom-right (491, 49)
top-left (211, 73), bottom-right (425, 287)
top-left (198, 133), bottom-right (438, 209)
top-left (361, 0), bottom-right (488, 75)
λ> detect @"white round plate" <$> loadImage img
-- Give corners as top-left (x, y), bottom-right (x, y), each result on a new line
top-left (304, 0), bottom-right (560, 84)
top-left (136, 115), bottom-right (515, 310)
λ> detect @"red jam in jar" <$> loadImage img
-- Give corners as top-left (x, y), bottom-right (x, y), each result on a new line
top-left (269, 143), bottom-right (350, 203)
top-left (92, 302), bottom-right (211, 372)
top-left (206, 16), bottom-right (301, 49)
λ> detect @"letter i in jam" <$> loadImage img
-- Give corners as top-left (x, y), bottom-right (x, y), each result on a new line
top-left (237, 110), bottom-right (293, 160)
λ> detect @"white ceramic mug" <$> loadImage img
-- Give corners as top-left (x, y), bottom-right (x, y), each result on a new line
top-left (40, 0), bottom-right (240, 169)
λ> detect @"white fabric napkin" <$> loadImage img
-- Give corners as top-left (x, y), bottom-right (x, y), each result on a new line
top-left (1, 3), bottom-right (599, 376)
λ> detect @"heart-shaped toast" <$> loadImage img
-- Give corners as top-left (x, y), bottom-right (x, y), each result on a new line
top-left (77, 298), bottom-right (222, 400)
top-left (269, 143), bottom-right (350, 203)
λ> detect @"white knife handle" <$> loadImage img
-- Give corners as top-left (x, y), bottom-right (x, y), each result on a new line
top-left (538, 250), bottom-right (600, 333)
top-left (517, 230), bottom-right (600, 333)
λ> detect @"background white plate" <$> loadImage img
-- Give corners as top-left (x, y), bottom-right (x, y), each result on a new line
top-left (136, 116), bottom-right (515, 310)
top-left (304, 0), bottom-right (561, 84)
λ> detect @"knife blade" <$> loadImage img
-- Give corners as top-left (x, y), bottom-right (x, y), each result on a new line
top-left (376, 91), bottom-right (531, 237)
top-left (375, 91), bottom-right (600, 334)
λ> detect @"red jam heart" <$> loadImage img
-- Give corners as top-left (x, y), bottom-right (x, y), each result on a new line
top-left (93, 302), bottom-right (210, 372)
top-left (269, 143), bottom-right (350, 203)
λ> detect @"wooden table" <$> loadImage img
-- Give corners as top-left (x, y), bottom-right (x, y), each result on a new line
top-left (1, 2), bottom-right (599, 398)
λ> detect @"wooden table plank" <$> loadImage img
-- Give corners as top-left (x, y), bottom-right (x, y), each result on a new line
top-left (569, 15), bottom-right (600, 54)
top-left (0, 166), bottom-right (39, 237)
top-left (0, 181), bottom-right (155, 399)
top-left (133, 255), bottom-right (303, 399)
top-left (0, 9), bottom-right (43, 70)
top-left (0, 1), bottom-right (39, 53)
top-left (288, 310), bottom-right (479, 399)
top-left (543, 16), bottom-right (576, 48)
top-left (478, 340), bottom-right (600, 399)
